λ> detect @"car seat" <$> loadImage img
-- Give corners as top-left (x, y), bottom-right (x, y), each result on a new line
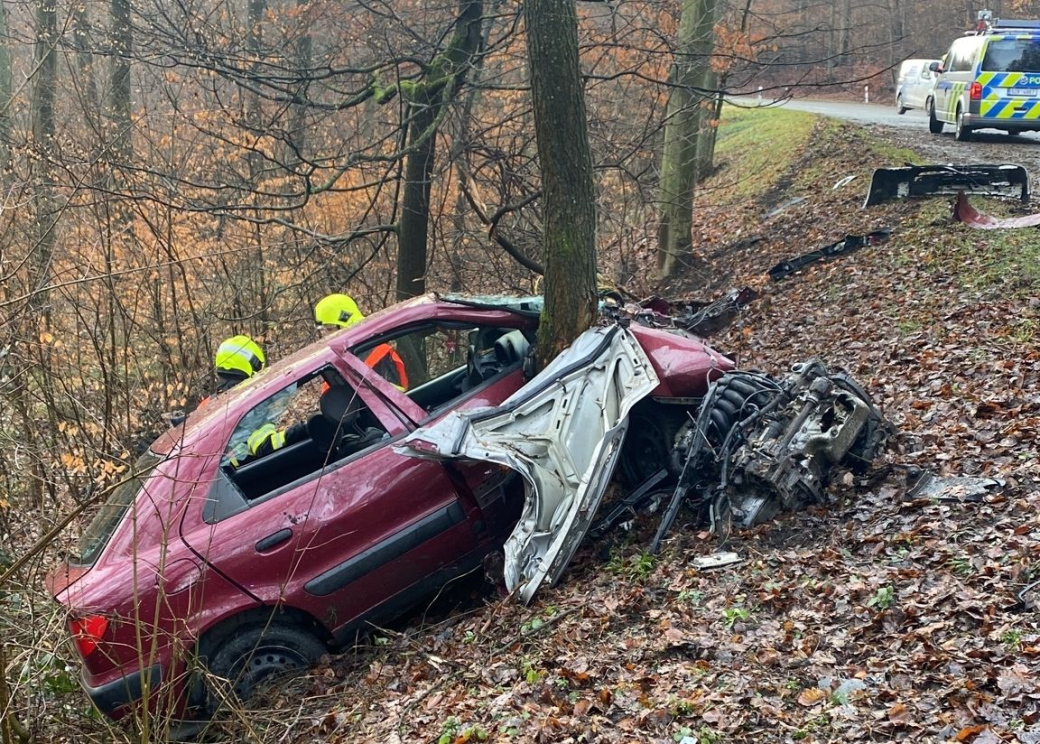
top-left (308, 385), bottom-right (383, 459)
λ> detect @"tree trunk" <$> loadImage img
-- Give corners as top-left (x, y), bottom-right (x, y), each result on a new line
top-left (108, 0), bottom-right (132, 164)
top-left (285, 0), bottom-right (312, 170)
top-left (655, 0), bottom-right (717, 280)
top-left (71, 0), bottom-right (100, 127)
top-left (396, 100), bottom-right (437, 300)
top-left (246, 0), bottom-right (265, 181)
top-left (31, 0), bottom-right (58, 313)
top-left (395, 0), bottom-right (483, 301)
top-left (525, 0), bottom-right (597, 363)
top-left (0, 0), bottom-right (12, 177)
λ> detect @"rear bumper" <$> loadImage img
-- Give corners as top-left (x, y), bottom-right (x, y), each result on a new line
top-left (84, 663), bottom-right (162, 717)
top-left (962, 113), bottom-right (1040, 131)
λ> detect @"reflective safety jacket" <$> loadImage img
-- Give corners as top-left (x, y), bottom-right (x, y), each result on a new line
top-left (364, 344), bottom-right (409, 390)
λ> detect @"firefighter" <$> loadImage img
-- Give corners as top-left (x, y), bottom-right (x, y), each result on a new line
top-left (314, 293), bottom-right (409, 390)
top-left (245, 421), bottom-right (307, 458)
top-left (213, 334), bottom-right (266, 392)
top-left (180, 335), bottom-right (265, 423)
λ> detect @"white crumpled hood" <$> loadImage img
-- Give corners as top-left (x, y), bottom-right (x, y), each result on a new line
top-left (395, 325), bottom-right (658, 603)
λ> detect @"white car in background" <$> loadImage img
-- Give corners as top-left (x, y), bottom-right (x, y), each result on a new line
top-left (896, 58), bottom-right (940, 114)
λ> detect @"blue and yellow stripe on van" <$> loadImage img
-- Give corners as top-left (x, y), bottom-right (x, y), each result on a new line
top-left (976, 69), bottom-right (1040, 120)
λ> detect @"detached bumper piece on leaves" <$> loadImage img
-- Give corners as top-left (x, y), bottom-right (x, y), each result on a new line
top-left (650, 360), bottom-right (892, 553)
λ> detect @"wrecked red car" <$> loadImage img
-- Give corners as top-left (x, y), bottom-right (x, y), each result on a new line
top-left (45, 294), bottom-right (737, 733)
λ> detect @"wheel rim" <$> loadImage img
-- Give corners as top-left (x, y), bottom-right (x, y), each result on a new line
top-left (235, 644), bottom-right (309, 696)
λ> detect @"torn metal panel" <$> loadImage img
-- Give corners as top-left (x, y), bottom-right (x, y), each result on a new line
top-left (864, 164), bottom-right (1029, 207)
top-left (954, 191), bottom-right (1040, 229)
top-left (396, 325), bottom-right (659, 604)
top-left (905, 470), bottom-right (1002, 502)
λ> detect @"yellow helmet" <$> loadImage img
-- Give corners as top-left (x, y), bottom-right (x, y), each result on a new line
top-left (314, 293), bottom-right (365, 328)
top-left (214, 335), bottom-right (266, 379)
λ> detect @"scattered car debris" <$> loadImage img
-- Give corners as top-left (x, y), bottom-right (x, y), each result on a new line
top-left (832, 175), bottom-right (858, 190)
top-left (863, 163), bottom-right (1029, 207)
top-left (691, 551), bottom-right (743, 570)
top-left (1018, 580), bottom-right (1040, 611)
top-left (768, 228), bottom-right (892, 281)
top-left (904, 469), bottom-right (1002, 503)
top-left (651, 359), bottom-right (892, 553)
top-left (675, 287), bottom-right (760, 337)
top-left (763, 196), bottom-right (806, 219)
top-left (953, 191), bottom-right (1040, 229)
top-left (603, 287), bottom-right (759, 338)
top-left (590, 467), bottom-right (670, 538)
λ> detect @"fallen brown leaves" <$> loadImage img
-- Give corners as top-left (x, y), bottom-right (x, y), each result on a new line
top-left (230, 121), bottom-right (1040, 744)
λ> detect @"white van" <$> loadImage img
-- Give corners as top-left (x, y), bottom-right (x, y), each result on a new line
top-left (895, 59), bottom-right (940, 114)
top-left (929, 17), bottom-right (1040, 140)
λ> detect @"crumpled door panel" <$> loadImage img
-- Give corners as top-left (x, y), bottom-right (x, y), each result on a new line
top-left (396, 325), bottom-right (659, 603)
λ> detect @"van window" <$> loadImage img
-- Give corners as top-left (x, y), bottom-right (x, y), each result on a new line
top-left (982, 38), bottom-right (1040, 73)
top-left (948, 39), bottom-right (978, 72)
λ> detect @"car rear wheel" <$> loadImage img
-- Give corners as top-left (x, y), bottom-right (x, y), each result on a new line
top-left (618, 404), bottom-right (686, 487)
top-left (954, 107), bottom-right (972, 141)
top-left (896, 95), bottom-right (907, 115)
top-left (927, 100), bottom-right (943, 134)
top-left (203, 621), bottom-right (326, 707)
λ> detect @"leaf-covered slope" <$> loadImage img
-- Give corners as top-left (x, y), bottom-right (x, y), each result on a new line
top-left (223, 112), bottom-right (1040, 744)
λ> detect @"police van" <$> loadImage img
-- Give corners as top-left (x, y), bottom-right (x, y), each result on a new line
top-left (929, 13), bottom-right (1040, 140)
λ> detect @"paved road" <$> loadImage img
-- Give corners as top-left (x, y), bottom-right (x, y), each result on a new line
top-left (735, 96), bottom-right (1040, 174)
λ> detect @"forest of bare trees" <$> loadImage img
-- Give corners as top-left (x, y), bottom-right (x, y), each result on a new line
top-left (0, 0), bottom-right (1035, 737)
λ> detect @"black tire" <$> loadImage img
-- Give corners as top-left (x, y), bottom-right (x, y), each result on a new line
top-left (928, 100), bottom-right (944, 134)
top-left (954, 106), bottom-right (972, 141)
top-left (896, 95), bottom-right (907, 115)
top-left (1007, 129), bottom-right (1022, 136)
top-left (619, 404), bottom-right (686, 487)
top-left (204, 622), bottom-right (326, 706)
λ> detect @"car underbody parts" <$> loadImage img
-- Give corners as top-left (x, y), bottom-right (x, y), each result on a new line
top-left (768, 229), bottom-right (892, 281)
top-left (650, 359), bottom-right (892, 554)
top-left (863, 164), bottom-right (1030, 207)
top-left (601, 287), bottom-right (759, 337)
top-left (590, 467), bottom-right (670, 538)
top-left (674, 287), bottom-right (761, 337)
top-left (953, 191), bottom-right (1040, 230)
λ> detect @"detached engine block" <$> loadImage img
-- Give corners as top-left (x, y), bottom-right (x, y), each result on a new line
top-left (652, 359), bottom-right (891, 551)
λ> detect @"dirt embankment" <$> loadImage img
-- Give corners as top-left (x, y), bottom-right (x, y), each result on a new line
top-left (52, 111), bottom-right (1040, 744)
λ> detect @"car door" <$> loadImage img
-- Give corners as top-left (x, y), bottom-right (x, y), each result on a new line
top-left (180, 368), bottom-right (482, 637)
top-left (910, 65), bottom-right (933, 109)
top-left (397, 325), bottom-right (660, 604)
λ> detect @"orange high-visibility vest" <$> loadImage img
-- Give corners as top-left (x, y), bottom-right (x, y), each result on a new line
top-left (364, 344), bottom-right (409, 390)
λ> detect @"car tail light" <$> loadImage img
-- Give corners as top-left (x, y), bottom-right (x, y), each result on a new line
top-left (970, 82), bottom-right (982, 100)
top-left (70, 615), bottom-right (109, 657)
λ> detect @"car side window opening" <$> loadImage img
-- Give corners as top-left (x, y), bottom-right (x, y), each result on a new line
top-left (353, 323), bottom-right (532, 413)
top-left (219, 366), bottom-right (387, 502)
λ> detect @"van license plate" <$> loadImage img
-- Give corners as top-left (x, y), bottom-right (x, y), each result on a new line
top-left (1009, 87), bottom-right (1037, 97)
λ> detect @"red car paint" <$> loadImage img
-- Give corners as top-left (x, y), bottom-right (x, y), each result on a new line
top-left (46, 295), bottom-right (734, 725)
